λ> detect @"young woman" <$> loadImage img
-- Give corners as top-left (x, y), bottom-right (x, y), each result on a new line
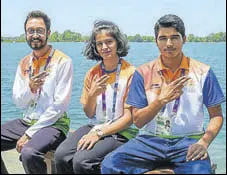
top-left (54, 20), bottom-right (138, 174)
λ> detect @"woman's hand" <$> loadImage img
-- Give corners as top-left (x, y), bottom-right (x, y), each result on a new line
top-left (88, 74), bottom-right (109, 98)
top-left (77, 132), bottom-right (100, 151)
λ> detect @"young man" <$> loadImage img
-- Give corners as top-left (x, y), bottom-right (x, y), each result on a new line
top-left (101, 14), bottom-right (225, 174)
top-left (1, 10), bottom-right (73, 174)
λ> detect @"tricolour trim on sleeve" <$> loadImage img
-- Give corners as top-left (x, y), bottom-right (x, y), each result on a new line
top-left (126, 70), bottom-right (148, 108)
top-left (203, 69), bottom-right (226, 107)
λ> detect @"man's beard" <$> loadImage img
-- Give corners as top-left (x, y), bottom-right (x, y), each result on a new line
top-left (26, 36), bottom-right (48, 50)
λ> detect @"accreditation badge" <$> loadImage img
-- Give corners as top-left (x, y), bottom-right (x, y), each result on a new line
top-left (155, 114), bottom-right (172, 135)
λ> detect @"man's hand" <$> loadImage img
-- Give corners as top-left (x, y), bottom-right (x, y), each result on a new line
top-left (77, 132), bottom-right (100, 151)
top-left (29, 71), bottom-right (49, 93)
top-left (186, 141), bottom-right (208, 162)
top-left (158, 76), bottom-right (190, 105)
top-left (16, 134), bottom-right (30, 153)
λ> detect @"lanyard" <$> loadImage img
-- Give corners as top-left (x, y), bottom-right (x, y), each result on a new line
top-left (159, 69), bottom-right (185, 116)
top-left (100, 59), bottom-right (122, 121)
top-left (29, 48), bottom-right (55, 98)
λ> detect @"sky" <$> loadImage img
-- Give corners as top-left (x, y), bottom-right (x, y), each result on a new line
top-left (1, 0), bottom-right (226, 37)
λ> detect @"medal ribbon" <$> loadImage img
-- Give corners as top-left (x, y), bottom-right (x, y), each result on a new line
top-left (29, 47), bottom-right (55, 98)
top-left (159, 69), bottom-right (185, 116)
top-left (101, 59), bottom-right (122, 121)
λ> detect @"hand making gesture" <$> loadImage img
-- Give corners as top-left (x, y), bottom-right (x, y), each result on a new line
top-left (29, 71), bottom-right (49, 93)
top-left (88, 74), bottom-right (109, 97)
top-left (158, 76), bottom-right (190, 105)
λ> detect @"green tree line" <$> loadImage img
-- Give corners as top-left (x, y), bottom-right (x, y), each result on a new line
top-left (1, 31), bottom-right (226, 42)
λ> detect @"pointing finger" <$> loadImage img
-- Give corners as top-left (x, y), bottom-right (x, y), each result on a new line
top-left (93, 74), bottom-right (98, 82)
top-left (160, 76), bottom-right (167, 86)
top-left (170, 76), bottom-right (188, 86)
top-left (98, 75), bottom-right (109, 84)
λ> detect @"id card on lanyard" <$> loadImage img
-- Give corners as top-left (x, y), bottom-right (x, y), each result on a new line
top-left (25, 48), bottom-right (55, 120)
top-left (155, 69), bottom-right (185, 135)
top-left (100, 59), bottom-right (122, 123)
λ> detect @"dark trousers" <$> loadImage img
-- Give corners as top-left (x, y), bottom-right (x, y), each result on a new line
top-left (1, 118), bottom-right (65, 174)
top-left (54, 124), bottom-right (128, 174)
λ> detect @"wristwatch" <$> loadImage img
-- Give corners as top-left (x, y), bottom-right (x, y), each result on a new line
top-left (95, 129), bottom-right (104, 138)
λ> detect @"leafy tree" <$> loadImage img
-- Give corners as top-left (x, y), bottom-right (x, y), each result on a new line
top-left (187, 34), bottom-right (195, 42)
top-left (50, 31), bottom-right (59, 42)
top-left (71, 32), bottom-right (82, 42)
top-left (1, 32), bottom-right (226, 43)
top-left (134, 34), bottom-right (143, 42)
top-left (81, 36), bottom-right (89, 42)
top-left (62, 30), bottom-right (73, 41)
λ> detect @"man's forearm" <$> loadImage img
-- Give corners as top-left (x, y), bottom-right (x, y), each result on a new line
top-left (133, 98), bottom-right (165, 128)
top-left (199, 116), bottom-right (223, 148)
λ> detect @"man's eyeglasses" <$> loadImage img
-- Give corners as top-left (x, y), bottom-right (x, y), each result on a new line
top-left (95, 38), bottom-right (115, 49)
top-left (158, 35), bottom-right (182, 44)
top-left (26, 28), bottom-right (46, 36)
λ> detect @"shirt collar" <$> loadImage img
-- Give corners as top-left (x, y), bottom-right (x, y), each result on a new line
top-left (32, 45), bottom-right (52, 61)
top-left (157, 53), bottom-right (189, 72)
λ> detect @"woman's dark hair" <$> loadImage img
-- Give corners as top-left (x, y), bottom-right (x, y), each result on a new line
top-left (84, 20), bottom-right (129, 61)
top-left (24, 10), bottom-right (51, 32)
top-left (154, 14), bottom-right (185, 40)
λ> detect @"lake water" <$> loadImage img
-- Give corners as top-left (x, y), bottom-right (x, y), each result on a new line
top-left (1, 42), bottom-right (226, 173)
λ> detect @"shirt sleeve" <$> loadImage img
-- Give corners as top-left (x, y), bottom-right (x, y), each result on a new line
top-left (126, 70), bottom-right (148, 109)
top-left (80, 71), bottom-right (92, 105)
top-left (203, 68), bottom-right (226, 107)
top-left (25, 59), bottom-right (73, 137)
top-left (12, 64), bottom-right (35, 109)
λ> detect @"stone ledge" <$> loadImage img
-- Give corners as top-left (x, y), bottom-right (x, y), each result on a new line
top-left (1, 149), bottom-right (25, 174)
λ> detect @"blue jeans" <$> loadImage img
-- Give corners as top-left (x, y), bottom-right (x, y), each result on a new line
top-left (101, 135), bottom-right (211, 174)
